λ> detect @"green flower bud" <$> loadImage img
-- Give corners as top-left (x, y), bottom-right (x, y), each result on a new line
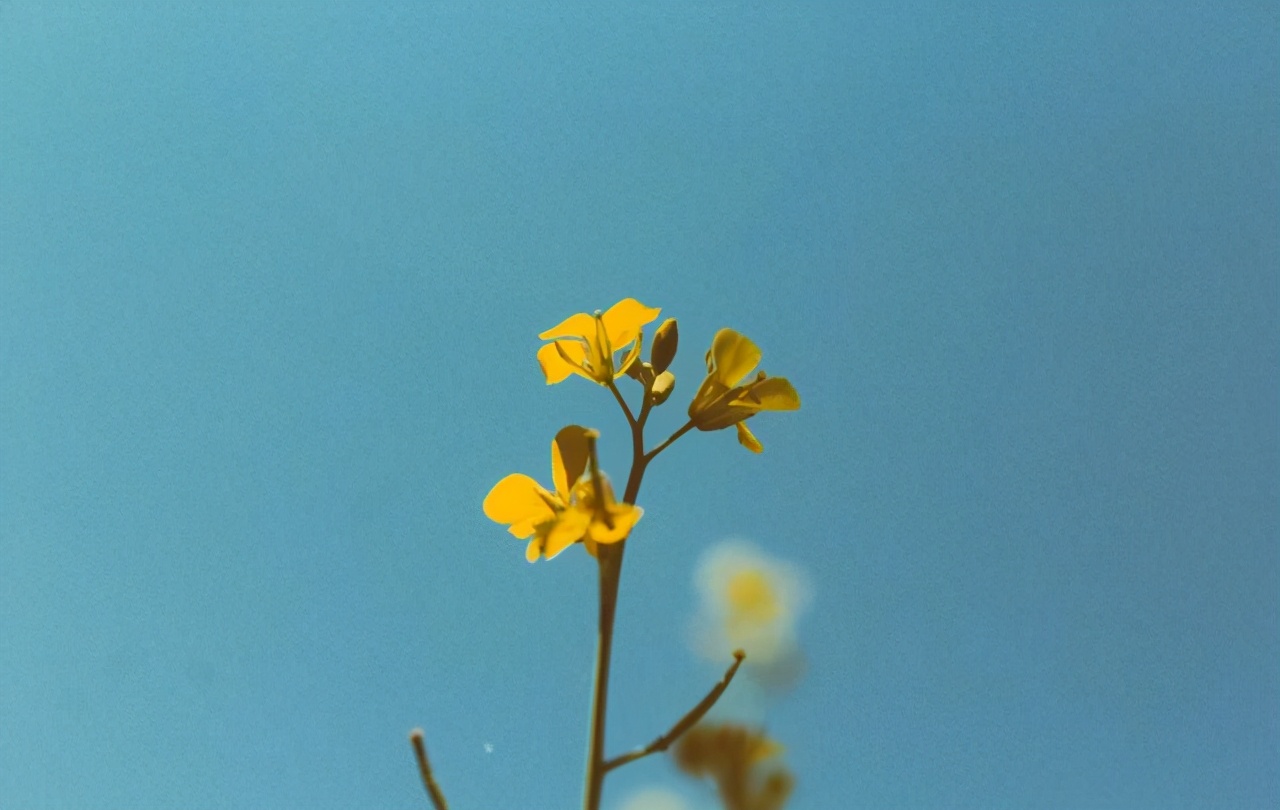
top-left (651, 318), bottom-right (679, 374)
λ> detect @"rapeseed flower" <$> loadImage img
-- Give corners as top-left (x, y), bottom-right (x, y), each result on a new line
top-left (483, 426), bottom-right (642, 562)
top-left (688, 329), bottom-right (800, 452)
top-left (537, 298), bottom-right (661, 385)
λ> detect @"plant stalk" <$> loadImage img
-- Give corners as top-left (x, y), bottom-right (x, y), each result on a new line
top-left (584, 386), bottom-right (653, 810)
top-left (585, 376), bottom-right (691, 809)
top-left (583, 541), bottom-right (624, 810)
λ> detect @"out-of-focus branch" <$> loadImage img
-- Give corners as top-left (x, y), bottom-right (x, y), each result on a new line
top-left (603, 650), bottom-right (746, 773)
top-left (409, 728), bottom-right (449, 810)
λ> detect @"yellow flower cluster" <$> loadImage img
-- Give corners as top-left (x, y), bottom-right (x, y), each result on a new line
top-left (447, 297), bottom-right (807, 810)
top-left (485, 298), bottom-right (801, 562)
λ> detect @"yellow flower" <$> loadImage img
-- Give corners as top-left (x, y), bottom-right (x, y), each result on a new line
top-left (537, 298), bottom-right (661, 385)
top-left (482, 426), bottom-right (643, 562)
top-left (688, 328), bottom-right (800, 453)
top-left (572, 473), bottom-right (642, 546)
top-left (691, 542), bottom-right (809, 688)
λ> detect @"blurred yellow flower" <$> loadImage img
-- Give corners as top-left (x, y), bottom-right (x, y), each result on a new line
top-left (482, 426), bottom-right (642, 562)
top-left (692, 542), bottom-right (810, 686)
top-left (673, 723), bottom-right (794, 810)
top-left (688, 329), bottom-right (799, 452)
top-left (537, 298), bottom-right (661, 385)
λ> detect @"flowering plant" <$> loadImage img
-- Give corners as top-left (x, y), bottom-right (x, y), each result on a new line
top-left (411, 299), bottom-right (800, 810)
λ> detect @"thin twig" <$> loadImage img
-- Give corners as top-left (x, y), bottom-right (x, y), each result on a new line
top-left (602, 650), bottom-right (746, 773)
top-left (410, 728), bottom-right (450, 810)
top-left (622, 394), bottom-right (652, 505)
top-left (644, 419), bottom-right (696, 463)
top-left (636, 387), bottom-right (654, 430)
top-left (606, 379), bottom-right (637, 428)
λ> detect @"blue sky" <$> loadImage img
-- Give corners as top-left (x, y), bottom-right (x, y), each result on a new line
top-left (1, 3), bottom-right (1276, 808)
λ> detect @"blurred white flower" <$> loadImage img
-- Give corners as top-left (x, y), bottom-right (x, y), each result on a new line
top-left (691, 541), bottom-right (811, 691)
top-left (617, 787), bottom-right (690, 810)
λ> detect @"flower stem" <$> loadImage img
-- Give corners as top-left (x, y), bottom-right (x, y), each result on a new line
top-left (645, 419), bottom-right (695, 463)
top-left (585, 376), bottom-right (695, 809)
top-left (606, 379), bottom-right (637, 428)
top-left (583, 541), bottom-right (624, 810)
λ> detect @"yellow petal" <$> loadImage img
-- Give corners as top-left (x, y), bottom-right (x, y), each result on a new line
top-left (710, 328), bottom-right (762, 387)
top-left (737, 376), bottom-right (801, 411)
top-left (688, 376), bottom-right (730, 421)
top-left (573, 476), bottom-right (642, 544)
top-left (537, 341), bottom-right (588, 385)
top-left (601, 298), bottom-right (660, 350)
top-left (543, 508), bottom-right (590, 559)
top-left (507, 520), bottom-right (538, 540)
top-left (483, 474), bottom-right (556, 525)
top-left (551, 425), bottom-right (591, 499)
top-left (613, 333), bottom-right (644, 379)
top-left (525, 539), bottom-right (541, 563)
top-left (538, 312), bottom-right (596, 341)
top-left (589, 503), bottom-right (643, 544)
top-left (736, 421), bottom-right (763, 453)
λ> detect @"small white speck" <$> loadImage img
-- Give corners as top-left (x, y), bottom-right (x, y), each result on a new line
top-left (483, 743), bottom-right (494, 754)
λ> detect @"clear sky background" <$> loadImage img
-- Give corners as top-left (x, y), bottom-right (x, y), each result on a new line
top-left (1, 3), bottom-right (1276, 809)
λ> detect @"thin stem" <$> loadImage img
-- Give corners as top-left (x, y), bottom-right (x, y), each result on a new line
top-left (606, 379), bottom-right (637, 428)
top-left (409, 729), bottom-right (449, 810)
top-left (644, 419), bottom-right (696, 463)
top-left (585, 381), bottom-right (650, 810)
top-left (636, 387), bottom-right (654, 430)
top-left (602, 650), bottom-right (746, 773)
top-left (583, 542), bottom-right (624, 810)
top-left (620, 386), bottom-right (654, 506)
top-left (584, 374), bottom-right (705, 808)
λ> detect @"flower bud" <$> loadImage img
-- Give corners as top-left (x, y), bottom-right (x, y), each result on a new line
top-left (651, 371), bottom-right (676, 405)
top-left (625, 359), bottom-right (654, 385)
top-left (651, 318), bottom-right (678, 373)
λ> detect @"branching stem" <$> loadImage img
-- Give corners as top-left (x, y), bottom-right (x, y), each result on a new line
top-left (645, 420), bottom-right (696, 463)
top-left (584, 373), bottom-right (718, 810)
